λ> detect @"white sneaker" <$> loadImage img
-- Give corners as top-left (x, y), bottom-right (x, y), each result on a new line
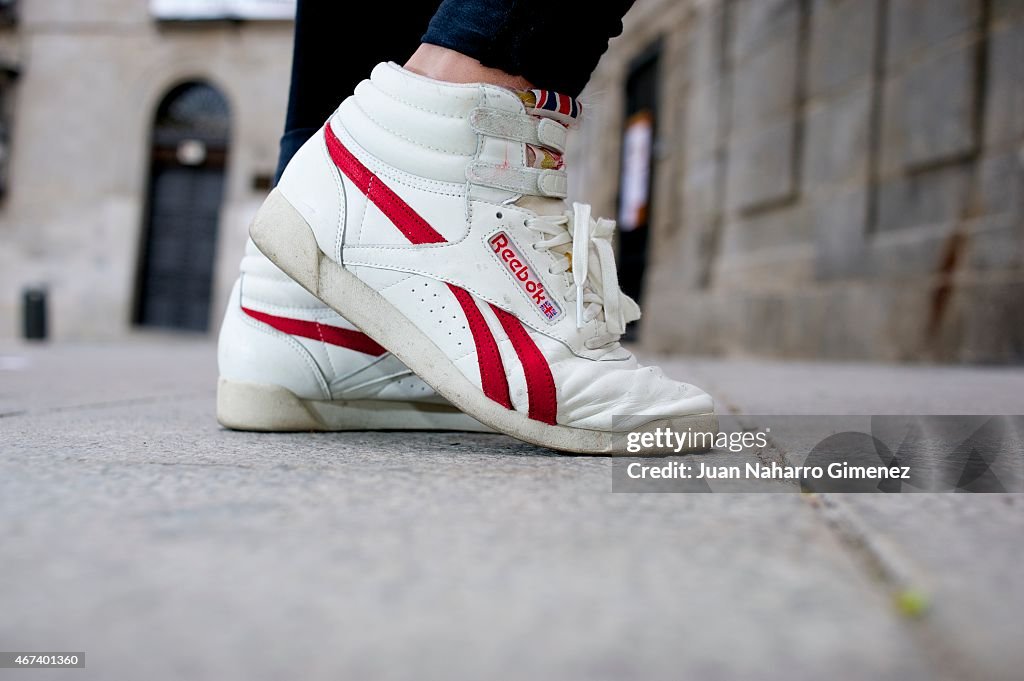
top-left (251, 63), bottom-right (715, 453)
top-left (216, 239), bottom-right (488, 432)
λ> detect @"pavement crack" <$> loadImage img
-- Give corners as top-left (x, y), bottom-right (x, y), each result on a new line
top-left (138, 460), bottom-right (257, 470)
top-left (728, 407), bottom-right (972, 680)
top-left (804, 494), bottom-right (971, 681)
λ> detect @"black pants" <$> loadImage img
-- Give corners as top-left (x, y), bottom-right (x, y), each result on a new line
top-left (275, 0), bottom-right (635, 182)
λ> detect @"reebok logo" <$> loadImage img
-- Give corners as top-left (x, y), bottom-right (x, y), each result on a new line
top-left (489, 232), bottom-right (562, 321)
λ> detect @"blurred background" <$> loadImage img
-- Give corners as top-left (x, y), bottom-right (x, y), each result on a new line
top-left (0, 0), bottom-right (1021, 362)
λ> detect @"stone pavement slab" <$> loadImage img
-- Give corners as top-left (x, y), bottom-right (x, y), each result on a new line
top-left (1, 340), bottom-right (1022, 681)
top-left (658, 355), bottom-right (1024, 681)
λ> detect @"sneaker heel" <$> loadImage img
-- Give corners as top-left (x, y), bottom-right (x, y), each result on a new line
top-left (249, 188), bottom-right (322, 296)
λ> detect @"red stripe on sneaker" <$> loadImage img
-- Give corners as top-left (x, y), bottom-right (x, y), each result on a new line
top-left (490, 305), bottom-right (557, 425)
top-left (447, 285), bottom-right (513, 409)
top-left (242, 306), bottom-right (387, 356)
top-left (324, 122), bottom-right (445, 245)
top-left (323, 122), bottom-right (557, 420)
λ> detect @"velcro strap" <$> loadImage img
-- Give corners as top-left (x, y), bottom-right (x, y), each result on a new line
top-left (469, 107), bottom-right (567, 154)
top-left (467, 162), bottom-right (568, 198)
top-left (536, 119), bottom-right (568, 153)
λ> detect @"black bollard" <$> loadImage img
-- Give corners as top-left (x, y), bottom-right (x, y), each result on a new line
top-left (22, 286), bottom-right (47, 341)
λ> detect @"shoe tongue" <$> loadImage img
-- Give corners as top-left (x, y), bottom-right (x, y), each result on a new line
top-left (515, 89), bottom-right (583, 126)
top-left (516, 193), bottom-right (567, 218)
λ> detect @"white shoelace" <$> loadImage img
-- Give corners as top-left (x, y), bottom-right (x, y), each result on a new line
top-left (526, 202), bottom-right (641, 349)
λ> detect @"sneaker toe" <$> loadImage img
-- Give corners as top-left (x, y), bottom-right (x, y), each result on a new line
top-left (556, 360), bottom-right (715, 431)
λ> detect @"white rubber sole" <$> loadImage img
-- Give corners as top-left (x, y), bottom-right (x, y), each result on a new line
top-left (217, 378), bottom-right (492, 432)
top-left (250, 189), bottom-right (717, 454)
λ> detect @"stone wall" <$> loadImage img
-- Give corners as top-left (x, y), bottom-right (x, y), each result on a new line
top-left (2, 0), bottom-right (1021, 362)
top-left (0, 0), bottom-right (291, 339)
top-left (577, 0), bottom-right (1024, 362)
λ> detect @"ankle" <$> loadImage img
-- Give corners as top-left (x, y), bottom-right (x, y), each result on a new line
top-left (404, 44), bottom-right (534, 91)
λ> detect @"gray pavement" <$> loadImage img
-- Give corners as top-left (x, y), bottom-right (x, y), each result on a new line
top-left (1, 339), bottom-right (1022, 681)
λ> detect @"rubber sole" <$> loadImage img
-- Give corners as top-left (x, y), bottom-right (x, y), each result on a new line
top-left (250, 188), bottom-right (717, 454)
top-left (217, 378), bottom-right (492, 432)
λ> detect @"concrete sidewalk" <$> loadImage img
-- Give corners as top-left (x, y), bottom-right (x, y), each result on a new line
top-left (1, 339), bottom-right (1022, 681)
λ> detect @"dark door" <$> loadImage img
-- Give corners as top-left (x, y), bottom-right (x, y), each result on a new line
top-left (135, 82), bottom-right (230, 332)
top-left (617, 41), bottom-right (662, 340)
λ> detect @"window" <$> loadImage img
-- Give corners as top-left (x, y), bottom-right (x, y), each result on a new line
top-left (150, 0), bottom-right (295, 22)
top-left (134, 82), bottom-right (231, 331)
top-left (0, 0), bottom-right (16, 26)
top-left (0, 62), bottom-right (18, 198)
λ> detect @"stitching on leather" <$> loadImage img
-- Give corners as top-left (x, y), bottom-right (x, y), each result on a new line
top-left (377, 272), bottom-right (415, 294)
top-left (328, 352), bottom-right (392, 392)
top-left (373, 83), bottom-right (470, 120)
top-left (374, 172), bottom-right (464, 199)
top-left (241, 295), bottom-right (350, 321)
top-left (450, 346), bottom-right (479, 364)
top-left (353, 97), bottom-right (477, 156)
top-left (240, 298), bottom-right (328, 312)
top-left (366, 173), bottom-right (446, 243)
top-left (241, 287), bottom-right (364, 327)
top-left (238, 310), bottom-right (331, 398)
top-left (240, 276), bottom-right (326, 311)
top-left (312, 319), bottom-right (339, 377)
top-left (355, 178), bottom-right (368, 246)
top-left (479, 307), bottom-right (530, 410)
top-left (447, 284), bottom-right (512, 407)
top-left (342, 256), bottom-right (573, 348)
top-left (318, 129), bottom-right (347, 262)
top-left (490, 304), bottom-right (557, 424)
top-left (334, 124), bottom-right (466, 196)
top-left (333, 128), bottom-right (472, 250)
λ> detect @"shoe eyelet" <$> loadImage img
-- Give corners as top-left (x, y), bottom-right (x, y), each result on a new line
top-left (495, 211), bottom-right (503, 219)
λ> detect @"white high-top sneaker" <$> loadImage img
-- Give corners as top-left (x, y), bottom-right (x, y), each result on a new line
top-left (217, 239), bottom-right (488, 432)
top-left (251, 62), bottom-right (716, 453)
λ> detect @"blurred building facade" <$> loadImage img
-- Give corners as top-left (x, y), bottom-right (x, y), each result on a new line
top-left (575, 0), bottom-right (1024, 362)
top-left (0, 0), bottom-right (292, 338)
top-left (1, 0), bottom-right (1022, 363)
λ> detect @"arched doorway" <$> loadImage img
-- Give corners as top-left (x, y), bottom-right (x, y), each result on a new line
top-left (134, 81), bottom-right (230, 332)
